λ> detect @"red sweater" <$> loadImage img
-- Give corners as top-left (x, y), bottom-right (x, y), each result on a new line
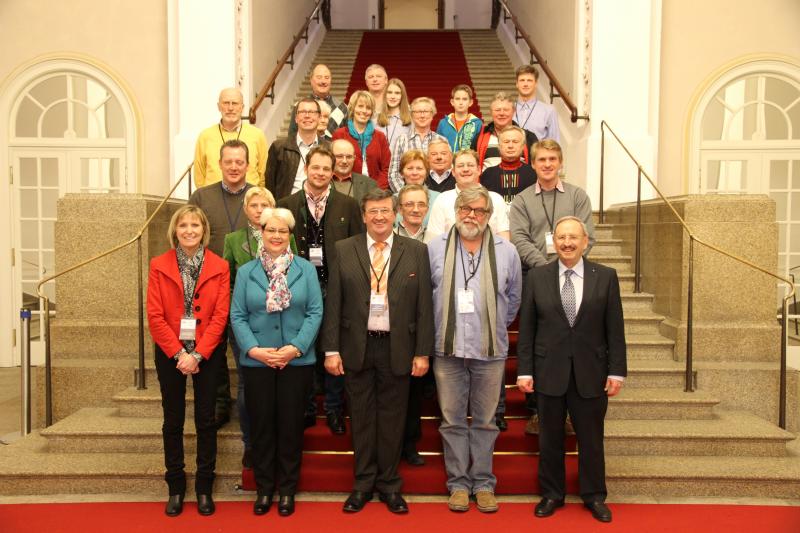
top-left (332, 127), bottom-right (391, 189)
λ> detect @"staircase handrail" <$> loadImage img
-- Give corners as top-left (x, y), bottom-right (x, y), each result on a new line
top-left (599, 119), bottom-right (794, 429)
top-left (34, 164), bottom-right (193, 427)
top-left (247, 0), bottom-right (327, 123)
top-left (495, 0), bottom-right (588, 123)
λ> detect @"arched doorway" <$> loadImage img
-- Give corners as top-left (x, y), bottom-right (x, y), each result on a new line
top-left (1, 58), bottom-right (136, 366)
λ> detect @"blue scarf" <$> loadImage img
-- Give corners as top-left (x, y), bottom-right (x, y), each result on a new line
top-left (347, 119), bottom-right (374, 161)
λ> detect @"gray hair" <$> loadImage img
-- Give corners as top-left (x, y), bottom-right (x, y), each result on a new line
top-left (454, 186), bottom-right (494, 216)
top-left (554, 215), bottom-right (588, 236)
top-left (260, 207), bottom-right (296, 231)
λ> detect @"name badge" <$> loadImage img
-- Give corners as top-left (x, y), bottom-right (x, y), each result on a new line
top-left (179, 318), bottom-right (197, 341)
top-left (309, 245), bottom-right (324, 267)
top-left (457, 289), bottom-right (475, 314)
top-left (370, 291), bottom-right (386, 314)
top-left (545, 231), bottom-right (555, 255)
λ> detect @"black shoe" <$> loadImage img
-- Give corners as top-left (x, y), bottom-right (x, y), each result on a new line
top-left (304, 413), bottom-right (317, 429)
top-left (534, 497), bottom-right (564, 517)
top-left (253, 494), bottom-right (272, 515)
top-left (215, 411), bottom-right (231, 429)
top-left (584, 501), bottom-right (612, 522)
top-left (403, 446), bottom-right (425, 466)
top-left (326, 412), bottom-right (346, 435)
top-left (197, 494), bottom-right (215, 516)
top-left (495, 414), bottom-right (508, 432)
top-left (379, 492), bottom-right (408, 514)
top-left (343, 490), bottom-right (372, 513)
top-left (278, 495), bottom-right (295, 516)
top-left (242, 447), bottom-right (253, 469)
top-left (165, 494), bottom-right (183, 517)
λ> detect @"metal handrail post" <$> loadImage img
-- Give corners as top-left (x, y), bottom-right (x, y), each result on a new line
top-left (137, 237), bottom-right (146, 390)
top-left (634, 167), bottom-right (642, 293)
top-left (20, 309), bottom-right (32, 435)
top-left (599, 124), bottom-right (606, 224)
top-left (43, 297), bottom-right (53, 426)
top-left (780, 296), bottom-right (788, 428)
top-left (685, 236), bottom-right (694, 392)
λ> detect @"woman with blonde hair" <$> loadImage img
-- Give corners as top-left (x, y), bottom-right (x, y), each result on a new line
top-left (376, 78), bottom-right (412, 154)
top-left (332, 90), bottom-right (391, 189)
top-left (147, 205), bottom-right (230, 517)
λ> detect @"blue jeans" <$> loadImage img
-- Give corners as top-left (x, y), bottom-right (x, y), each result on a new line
top-left (228, 325), bottom-right (251, 448)
top-left (434, 356), bottom-right (505, 494)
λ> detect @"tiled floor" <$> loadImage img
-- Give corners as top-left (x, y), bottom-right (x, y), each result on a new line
top-left (0, 366), bottom-right (22, 443)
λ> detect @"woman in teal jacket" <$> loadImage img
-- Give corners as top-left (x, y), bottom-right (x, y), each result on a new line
top-left (230, 207), bottom-right (323, 517)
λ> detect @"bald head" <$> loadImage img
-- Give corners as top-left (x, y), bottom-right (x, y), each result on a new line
top-left (310, 64), bottom-right (332, 98)
top-left (217, 87), bottom-right (244, 129)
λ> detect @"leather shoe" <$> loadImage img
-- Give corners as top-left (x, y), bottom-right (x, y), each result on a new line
top-left (534, 497), bottom-right (564, 517)
top-left (343, 490), bottom-right (372, 512)
top-left (253, 494), bottom-right (272, 515)
top-left (304, 413), bottom-right (317, 429)
top-left (165, 494), bottom-right (183, 517)
top-left (379, 492), bottom-right (409, 514)
top-left (327, 412), bottom-right (346, 435)
top-left (197, 494), bottom-right (215, 516)
top-left (278, 495), bottom-right (295, 516)
top-left (495, 414), bottom-right (508, 432)
top-left (403, 446), bottom-right (425, 466)
top-left (584, 501), bottom-right (612, 522)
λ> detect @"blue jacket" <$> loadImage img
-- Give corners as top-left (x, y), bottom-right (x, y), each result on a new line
top-left (436, 113), bottom-right (483, 152)
top-left (230, 256), bottom-right (323, 367)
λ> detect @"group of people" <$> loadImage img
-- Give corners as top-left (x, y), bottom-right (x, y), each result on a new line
top-left (145, 61), bottom-right (626, 523)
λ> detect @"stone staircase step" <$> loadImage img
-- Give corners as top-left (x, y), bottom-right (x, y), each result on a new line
top-left (621, 360), bottom-right (693, 389)
top-left (606, 388), bottom-right (718, 420)
top-left (604, 410), bottom-right (793, 457)
top-left (593, 224), bottom-right (615, 240)
top-left (625, 334), bottom-right (675, 360)
top-left (585, 254), bottom-right (633, 272)
top-left (620, 292), bottom-right (656, 312)
top-left (590, 238), bottom-right (624, 255)
top-left (623, 313), bottom-right (666, 336)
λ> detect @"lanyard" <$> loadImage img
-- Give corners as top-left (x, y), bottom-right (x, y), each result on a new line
top-left (387, 115), bottom-right (399, 147)
top-left (369, 244), bottom-right (389, 294)
top-left (220, 183), bottom-right (244, 232)
top-left (458, 233), bottom-right (484, 287)
top-left (218, 123), bottom-right (242, 143)
top-left (515, 100), bottom-right (537, 131)
top-left (539, 187), bottom-right (558, 232)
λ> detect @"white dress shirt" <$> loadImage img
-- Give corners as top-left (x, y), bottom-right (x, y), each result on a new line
top-left (366, 232), bottom-right (393, 332)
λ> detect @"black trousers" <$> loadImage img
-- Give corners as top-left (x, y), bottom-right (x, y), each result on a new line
top-left (155, 341), bottom-right (225, 495)
top-left (243, 363), bottom-right (313, 497)
top-left (345, 335), bottom-right (409, 493)
top-left (536, 362), bottom-right (608, 503)
top-left (215, 331), bottom-right (231, 415)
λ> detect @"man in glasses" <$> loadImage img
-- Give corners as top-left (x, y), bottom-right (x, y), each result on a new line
top-left (193, 87), bottom-right (267, 188)
top-left (287, 64), bottom-right (349, 139)
top-left (277, 145), bottom-right (363, 435)
top-left (427, 187), bottom-right (522, 513)
top-left (331, 139), bottom-right (379, 205)
top-left (322, 189), bottom-right (434, 514)
top-left (266, 97), bottom-right (329, 200)
top-left (388, 97), bottom-right (447, 193)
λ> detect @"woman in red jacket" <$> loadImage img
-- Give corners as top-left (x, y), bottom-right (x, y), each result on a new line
top-left (147, 205), bottom-right (230, 517)
top-left (331, 90), bottom-right (391, 189)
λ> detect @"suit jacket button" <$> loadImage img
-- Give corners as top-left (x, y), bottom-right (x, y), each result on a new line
top-left (194, 306), bottom-right (201, 312)
top-left (274, 325), bottom-right (279, 330)
top-left (194, 293), bottom-right (200, 299)
top-left (196, 319), bottom-right (202, 324)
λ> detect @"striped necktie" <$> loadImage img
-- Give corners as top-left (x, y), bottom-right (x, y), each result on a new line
top-left (562, 269), bottom-right (576, 327)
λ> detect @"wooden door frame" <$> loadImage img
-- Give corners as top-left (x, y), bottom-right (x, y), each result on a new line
top-left (378, 0), bottom-right (444, 29)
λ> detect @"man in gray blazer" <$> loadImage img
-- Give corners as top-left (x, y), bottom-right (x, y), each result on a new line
top-left (322, 188), bottom-right (434, 514)
top-left (516, 216), bottom-right (626, 523)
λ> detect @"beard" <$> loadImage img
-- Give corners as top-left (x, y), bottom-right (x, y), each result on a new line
top-left (455, 218), bottom-right (488, 240)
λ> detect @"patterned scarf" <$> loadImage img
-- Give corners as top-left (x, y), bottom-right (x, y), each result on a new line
top-left (347, 118), bottom-right (375, 161)
top-left (437, 226), bottom-right (499, 357)
top-left (259, 247), bottom-right (293, 313)
top-left (175, 245), bottom-right (205, 352)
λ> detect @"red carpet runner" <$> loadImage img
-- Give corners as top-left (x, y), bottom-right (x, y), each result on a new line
top-left (345, 30), bottom-right (482, 125)
top-left (2, 501), bottom-right (798, 533)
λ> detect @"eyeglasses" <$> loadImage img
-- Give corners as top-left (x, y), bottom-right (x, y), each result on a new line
top-left (401, 201), bottom-right (428, 210)
top-left (297, 109), bottom-right (320, 116)
top-left (458, 206), bottom-right (489, 217)
top-left (411, 110), bottom-right (433, 115)
top-left (366, 208), bottom-right (393, 217)
top-left (334, 154), bottom-right (355, 160)
top-left (263, 227), bottom-right (290, 235)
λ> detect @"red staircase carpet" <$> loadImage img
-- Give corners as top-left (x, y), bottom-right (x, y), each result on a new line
top-left (2, 501), bottom-right (798, 533)
top-left (345, 31), bottom-right (482, 125)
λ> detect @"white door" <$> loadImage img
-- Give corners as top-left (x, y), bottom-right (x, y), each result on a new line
top-left (385, 0), bottom-right (438, 29)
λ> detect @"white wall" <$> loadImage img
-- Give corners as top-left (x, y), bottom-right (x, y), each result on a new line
top-left (445, 0), bottom-right (491, 29)
top-left (332, 0), bottom-right (378, 29)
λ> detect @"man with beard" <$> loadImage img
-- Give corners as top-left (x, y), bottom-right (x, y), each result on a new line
top-left (427, 187), bottom-right (521, 513)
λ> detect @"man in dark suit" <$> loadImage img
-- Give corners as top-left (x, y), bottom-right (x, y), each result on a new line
top-left (322, 188), bottom-right (434, 514)
top-left (277, 145), bottom-right (364, 434)
top-left (516, 216), bottom-right (626, 523)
